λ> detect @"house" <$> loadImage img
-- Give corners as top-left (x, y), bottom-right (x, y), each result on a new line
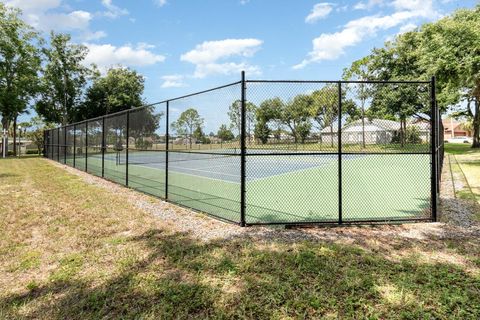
top-left (321, 119), bottom-right (400, 144)
top-left (443, 118), bottom-right (472, 139)
top-left (320, 118), bottom-right (430, 144)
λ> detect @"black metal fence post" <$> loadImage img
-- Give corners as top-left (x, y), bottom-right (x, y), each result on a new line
top-left (430, 76), bottom-right (437, 222)
top-left (73, 124), bottom-right (76, 167)
top-left (165, 101), bottom-right (169, 200)
top-left (57, 127), bottom-right (60, 162)
top-left (85, 121), bottom-right (88, 172)
top-left (64, 126), bottom-right (67, 164)
top-left (102, 116), bottom-right (105, 178)
top-left (240, 71), bottom-right (247, 227)
top-left (126, 111), bottom-right (129, 186)
top-left (338, 82), bottom-right (343, 224)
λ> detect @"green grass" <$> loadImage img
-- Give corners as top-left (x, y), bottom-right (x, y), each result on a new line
top-left (444, 144), bottom-right (480, 214)
top-left (0, 157), bottom-right (479, 319)
top-left (63, 152), bottom-right (431, 223)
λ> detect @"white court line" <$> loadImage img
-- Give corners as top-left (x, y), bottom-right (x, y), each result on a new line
top-left (127, 162), bottom-right (241, 184)
top-left (169, 164), bottom-right (240, 178)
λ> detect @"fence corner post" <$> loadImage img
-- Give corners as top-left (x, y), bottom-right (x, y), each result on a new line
top-left (431, 76), bottom-right (438, 222)
top-left (102, 117), bottom-right (105, 178)
top-left (240, 71), bottom-right (247, 227)
top-left (126, 111), bottom-right (130, 187)
top-left (337, 81), bottom-right (343, 225)
top-left (165, 101), bottom-right (170, 200)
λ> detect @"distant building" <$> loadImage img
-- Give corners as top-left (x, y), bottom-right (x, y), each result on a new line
top-left (320, 118), bottom-right (430, 144)
top-left (443, 118), bottom-right (472, 139)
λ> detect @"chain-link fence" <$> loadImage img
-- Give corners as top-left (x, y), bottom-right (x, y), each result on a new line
top-left (44, 74), bottom-right (441, 226)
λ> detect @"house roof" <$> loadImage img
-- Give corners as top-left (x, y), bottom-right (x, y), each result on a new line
top-left (321, 119), bottom-right (400, 133)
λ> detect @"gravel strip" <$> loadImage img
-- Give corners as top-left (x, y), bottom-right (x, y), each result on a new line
top-left (48, 159), bottom-right (480, 244)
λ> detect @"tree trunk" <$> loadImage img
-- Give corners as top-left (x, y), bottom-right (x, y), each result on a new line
top-left (400, 118), bottom-right (405, 148)
top-left (330, 125), bottom-right (334, 148)
top-left (472, 99), bottom-right (480, 148)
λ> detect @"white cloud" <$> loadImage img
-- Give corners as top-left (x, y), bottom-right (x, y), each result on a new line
top-left (180, 38), bottom-right (263, 78)
top-left (101, 0), bottom-right (129, 19)
top-left (153, 0), bottom-right (167, 7)
top-left (354, 0), bottom-right (384, 10)
top-left (305, 3), bottom-right (333, 24)
top-left (161, 75), bottom-right (186, 88)
top-left (82, 30), bottom-right (107, 41)
top-left (2, 0), bottom-right (92, 31)
top-left (84, 43), bottom-right (165, 72)
top-left (1, 0), bottom-right (61, 12)
top-left (398, 22), bottom-right (417, 33)
top-left (240, 0), bottom-right (250, 5)
top-left (295, 0), bottom-right (437, 69)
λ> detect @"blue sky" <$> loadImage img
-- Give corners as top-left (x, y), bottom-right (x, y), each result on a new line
top-left (2, 0), bottom-right (477, 124)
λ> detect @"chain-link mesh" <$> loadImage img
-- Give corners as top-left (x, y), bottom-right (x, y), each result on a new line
top-left (74, 122), bottom-right (86, 171)
top-left (341, 82), bottom-right (431, 221)
top-left (86, 119), bottom-right (103, 177)
top-left (127, 104), bottom-right (167, 198)
top-left (104, 113), bottom-right (127, 185)
top-left (58, 127), bottom-right (64, 164)
top-left (167, 83), bottom-right (242, 223)
top-left (65, 125), bottom-right (74, 166)
top-left (43, 78), bottom-right (439, 226)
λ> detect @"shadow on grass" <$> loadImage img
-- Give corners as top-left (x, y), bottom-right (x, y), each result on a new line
top-left (1, 229), bottom-right (479, 319)
top-left (0, 173), bottom-right (18, 178)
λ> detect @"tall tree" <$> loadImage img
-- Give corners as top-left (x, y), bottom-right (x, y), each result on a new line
top-left (217, 124), bottom-right (234, 142)
top-left (419, 6), bottom-right (480, 147)
top-left (0, 4), bottom-right (41, 156)
top-left (342, 57), bottom-right (371, 148)
top-left (227, 100), bottom-right (256, 142)
top-left (281, 95), bottom-right (312, 144)
top-left (77, 67), bottom-right (145, 120)
top-left (171, 108), bottom-right (203, 148)
top-left (35, 32), bottom-right (92, 126)
top-left (309, 85), bottom-right (338, 148)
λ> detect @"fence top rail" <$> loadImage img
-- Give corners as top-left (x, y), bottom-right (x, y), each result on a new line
top-left (246, 79), bottom-right (432, 84)
top-left (156, 80), bottom-right (242, 104)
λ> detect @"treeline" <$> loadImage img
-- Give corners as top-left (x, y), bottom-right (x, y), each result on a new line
top-left (0, 4), bottom-right (145, 155)
top-left (343, 5), bottom-right (480, 147)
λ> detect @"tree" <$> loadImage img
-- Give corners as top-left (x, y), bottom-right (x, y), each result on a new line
top-left (227, 100), bottom-right (257, 142)
top-left (344, 5), bottom-right (480, 148)
top-left (26, 116), bottom-right (54, 154)
top-left (0, 4), bottom-right (41, 156)
top-left (310, 85), bottom-right (338, 147)
top-left (255, 98), bottom-right (283, 143)
top-left (193, 125), bottom-right (204, 142)
top-left (171, 108), bottom-right (203, 148)
top-left (217, 124), bottom-right (234, 141)
top-left (419, 6), bottom-right (480, 147)
top-left (129, 107), bottom-right (163, 149)
top-left (281, 95), bottom-right (312, 144)
top-left (342, 57), bottom-right (372, 148)
top-left (77, 67), bottom-right (145, 120)
top-left (35, 32), bottom-right (93, 126)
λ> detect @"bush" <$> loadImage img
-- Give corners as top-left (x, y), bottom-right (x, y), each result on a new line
top-left (135, 138), bottom-right (152, 149)
top-left (406, 126), bottom-right (422, 144)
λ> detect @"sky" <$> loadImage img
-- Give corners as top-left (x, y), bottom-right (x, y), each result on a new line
top-left (2, 0), bottom-right (477, 125)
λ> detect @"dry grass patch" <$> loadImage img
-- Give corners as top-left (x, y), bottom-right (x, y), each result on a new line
top-left (0, 157), bottom-right (479, 319)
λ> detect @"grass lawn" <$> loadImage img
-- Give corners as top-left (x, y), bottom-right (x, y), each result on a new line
top-left (444, 144), bottom-right (480, 220)
top-left (0, 156), bottom-right (479, 319)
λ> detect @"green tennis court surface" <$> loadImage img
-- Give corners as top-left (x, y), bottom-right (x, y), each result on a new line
top-left (65, 151), bottom-right (431, 224)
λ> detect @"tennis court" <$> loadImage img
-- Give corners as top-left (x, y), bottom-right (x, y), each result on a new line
top-left (67, 150), bottom-right (431, 224)
top-left (45, 77), bottom-right (440, 226)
